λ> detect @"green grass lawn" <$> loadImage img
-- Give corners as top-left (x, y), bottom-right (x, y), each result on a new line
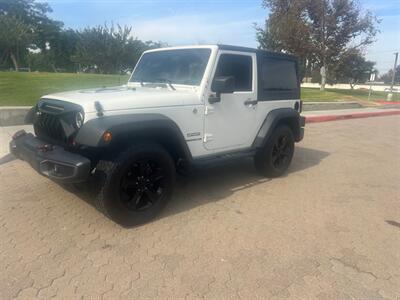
top-left (0, 71), bottom-right (129, 106)
top-left (0, 71), bottom-right (398, 106)
top-left (301, 87), bottom-right (399, 102)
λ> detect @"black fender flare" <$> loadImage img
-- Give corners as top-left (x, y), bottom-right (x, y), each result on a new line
top-left (75, 113), bottom-right (192, 160)
top-left (252, 108), bottom-right (303, 148)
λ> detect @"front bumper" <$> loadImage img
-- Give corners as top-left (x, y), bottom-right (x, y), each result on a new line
top-left (9, 131), bottom-right (91, 183)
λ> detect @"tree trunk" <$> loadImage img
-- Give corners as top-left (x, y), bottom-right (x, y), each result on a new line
top-left (52, 63), bottom-right (58, 73)
top-left (0, 50), bottom-right (8, 66)
top-left (320, 1), bottom-right (326, 92)
top-left (10, 52), bottom-right (19, 72)
top-left (320, 65), bottom-right (326, 91)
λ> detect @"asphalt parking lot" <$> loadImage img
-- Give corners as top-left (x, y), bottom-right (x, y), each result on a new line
top-left (1, 116), bottom-right (399, 299)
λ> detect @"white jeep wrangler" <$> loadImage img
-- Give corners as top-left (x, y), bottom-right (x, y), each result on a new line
top-left (10, 45), bottom-right (305, 227)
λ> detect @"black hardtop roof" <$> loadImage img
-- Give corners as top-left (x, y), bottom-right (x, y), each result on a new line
top-left (216, 44), bottom-right (297, 61)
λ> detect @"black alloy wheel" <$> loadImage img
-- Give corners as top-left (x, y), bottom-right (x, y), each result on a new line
top-left (95, 143), bottom-right (175, 227)
top-left (271, 135), bottom-right (292, 171)
top-left (120, 159), bottom-right (167, 211)
top-left (254, 125), bottom-right (295, 177)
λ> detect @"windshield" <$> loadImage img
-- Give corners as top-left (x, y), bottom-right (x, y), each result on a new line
top-left (130, 48), bottom-right (211, 86)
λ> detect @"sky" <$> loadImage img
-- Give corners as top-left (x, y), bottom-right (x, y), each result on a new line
top-left (45, 0), bottom-right (400, 74)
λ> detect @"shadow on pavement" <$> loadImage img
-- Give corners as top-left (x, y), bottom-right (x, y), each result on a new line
top-left (59, 146), bottom-right (329, 223)
top-left (0, 153), bottom-right (15, 166)
top-left (385, 220), bottom-right (400, 229)
top-left (290, 146), bottom-right (330, 173)
top-left (163, 146), bottom-right (330, 218)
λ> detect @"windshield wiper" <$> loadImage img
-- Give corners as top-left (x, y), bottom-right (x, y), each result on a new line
top-left (132, 78), bottom-right (145, 86)
top-left (153, 78), bottom-right (176, 90)
top-left (133, 78), bottom-right (176, 90)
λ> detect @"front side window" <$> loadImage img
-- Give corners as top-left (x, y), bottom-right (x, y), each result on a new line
top-left (213, 54), bottom-right (253, 92)
top-left (131, 49), bottom-right (211, 86)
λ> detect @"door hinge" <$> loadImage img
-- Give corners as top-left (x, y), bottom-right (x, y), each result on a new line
top-left (203, 133), bottom-right (213, 143)
top-left (204, 106), bottom-right (214, 115)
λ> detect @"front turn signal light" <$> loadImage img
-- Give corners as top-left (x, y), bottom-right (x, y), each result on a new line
top-left (102, 131), bottom-right (112, 143)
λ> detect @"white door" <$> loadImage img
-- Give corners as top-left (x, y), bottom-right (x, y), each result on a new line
top-left (204, 51), bottom-right (258, 151)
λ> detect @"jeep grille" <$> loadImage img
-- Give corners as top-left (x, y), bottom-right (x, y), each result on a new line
top-left (34, 111), bottom-right (67, 144)
top-left (33, 100), bottom-right (84, 145)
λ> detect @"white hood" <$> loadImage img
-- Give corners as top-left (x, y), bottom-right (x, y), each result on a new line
top-left (41, 86), bottom-right (201, 113)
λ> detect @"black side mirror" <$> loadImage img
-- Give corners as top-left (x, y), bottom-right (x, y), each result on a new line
top-left (209, 76), bottom-right (235, 103)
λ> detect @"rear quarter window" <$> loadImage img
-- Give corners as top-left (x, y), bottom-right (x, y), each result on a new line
top-left (258, 55), bottom-right (300, 101)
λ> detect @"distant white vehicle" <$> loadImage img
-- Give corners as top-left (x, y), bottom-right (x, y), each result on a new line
top-left (10, 45), bottom-right (305, 227)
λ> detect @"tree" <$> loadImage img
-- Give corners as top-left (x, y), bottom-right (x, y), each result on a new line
top-left (0, 0), bottom-right (64, 70)
top-left (25, 30), bottom-right (79, 72)
top-left (256, 0), bottom-right (379, 90)
top-left (73, 24), bottom-right (130, 74)
top-left (0, 0), bottom-right (63, 51)
top-left (379, 66), bottom-right (400, 85)
top-left (332, 49), bottom-right (375, 88)
top-left (0, 15), bottom-right (32, 71)
top-left (0, 0), bottom-right (163, 73)
top-left (73, 24), bottom-right (162, 74)
top-left (45, 29), bottom-right (79, 72)
top-left (256, 0), bottom-right (312, 80)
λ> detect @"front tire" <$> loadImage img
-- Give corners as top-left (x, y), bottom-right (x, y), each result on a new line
top-left (94, 143), bottom-right (175, 227)
top-left (254, 125), bottom-right (295, 177)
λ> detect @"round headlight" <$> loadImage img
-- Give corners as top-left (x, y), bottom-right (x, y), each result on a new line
top-left (75, 111), bottom-right (84, 129)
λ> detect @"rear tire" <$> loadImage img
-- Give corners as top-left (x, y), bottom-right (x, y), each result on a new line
top-left (94, 143), bottom-right (175, 227)
top-left (254, 125), bottom-right (295, 177)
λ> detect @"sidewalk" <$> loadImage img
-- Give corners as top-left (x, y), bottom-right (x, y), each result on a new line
top-left (0, 125), bottom-right (33, 157)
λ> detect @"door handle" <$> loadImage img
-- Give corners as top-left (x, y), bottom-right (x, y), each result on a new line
top-left (244, 99), bottom-right (258, 106)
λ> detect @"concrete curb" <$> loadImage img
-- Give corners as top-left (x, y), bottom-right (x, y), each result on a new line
top-left (0, 106), bottom-right (31, 126)
top-left (302, 101), bottom-right (363, 111)
top-left (305, 109), bottom-right (400, 123)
